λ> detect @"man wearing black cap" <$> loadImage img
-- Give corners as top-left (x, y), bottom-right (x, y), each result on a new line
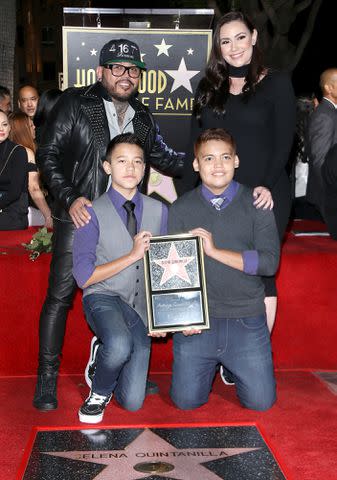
top-left (33, 38), bottom-right (184, 411)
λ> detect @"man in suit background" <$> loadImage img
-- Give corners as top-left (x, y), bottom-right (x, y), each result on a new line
top-left (306, 68), bottom-right (337, 217)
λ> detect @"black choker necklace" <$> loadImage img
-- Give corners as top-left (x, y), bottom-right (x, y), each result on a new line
top-left (228, 64), bottom-right (250, 78)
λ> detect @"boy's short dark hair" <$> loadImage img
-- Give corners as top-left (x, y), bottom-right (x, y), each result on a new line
top-left (194, 128), bottom-right (236, 156)
top-left (106, 133), bottom-right (144, 161)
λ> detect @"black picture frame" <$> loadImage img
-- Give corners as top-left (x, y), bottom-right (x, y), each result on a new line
top-left (144, 234), bottom-right (209, 333)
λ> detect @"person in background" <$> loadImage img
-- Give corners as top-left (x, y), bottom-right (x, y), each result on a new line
top-left (33, 38), bottom-right (184, 412)
top-left (34, 89), bottom-right (62, 144)
top-left (0, 86), bottom-right (12, 115)
top-left (9, 112), bottom-right (52, 228)
top-left (17, 85), bottom-right (39, 119)
top-left (0, 110), bottom-right (29, 230)
top-left (306, 68), bottom-right (337, 218)
top-left (291, 95), bottom-right (318, 220)
top-left (321, 144), bottom-right (337, 240)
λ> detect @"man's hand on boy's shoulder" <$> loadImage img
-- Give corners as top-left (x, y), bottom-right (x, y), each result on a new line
top-left (253, 186), bottom-right (274, 210)
top-left (69, 196), bottom-right (92, 228)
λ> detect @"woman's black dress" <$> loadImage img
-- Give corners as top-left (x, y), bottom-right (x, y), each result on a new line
top-left (0, 139), bottom-right (29, 230)
top-left (186, 71), bottom-right (297, 295)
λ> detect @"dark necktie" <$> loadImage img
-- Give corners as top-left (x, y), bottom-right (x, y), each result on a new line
top-left (123, 200), bottom-right (137, 237)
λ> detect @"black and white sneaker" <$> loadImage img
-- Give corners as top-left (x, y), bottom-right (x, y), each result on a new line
top-left (78, 392), bottom-right (112, 424)
top-left (85, 336), bottom-right (101, 388)
top-left (219, 365), bottom-right (235, 386)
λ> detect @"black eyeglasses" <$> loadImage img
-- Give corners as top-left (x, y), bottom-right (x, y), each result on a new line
top-left (104, 64), bottom-right (142, 79)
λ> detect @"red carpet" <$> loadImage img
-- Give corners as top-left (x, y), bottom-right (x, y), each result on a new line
top-left (1, 222), bottom-right (337, 376)
top-left (1, 222), bottom-right (337, 478)
top-left (0, 372), bottom-right (335, 479)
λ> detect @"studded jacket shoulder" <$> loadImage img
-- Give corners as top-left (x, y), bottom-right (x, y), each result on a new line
top-left (36, 82), bottom-right (184, 214)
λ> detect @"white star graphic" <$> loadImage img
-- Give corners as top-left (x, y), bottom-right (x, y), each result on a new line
top-left (76, 57), bottom-right (80, 61)
top-left (187, 48), bottom-right (194, 55)
top-left (147, 168), bottom-right (177, 203)
top-left (153, 243), bottom-right (194, 286)
top-left (90, 48), bottom-right (97, 56)
top-left (81, 42), bottom-right (86, 46)
top-left (43, 429), bottom-right (260, 480)
top-left (154, 38), bottom-right (173, 57)
top-left (165, 58), bottom-right (200, 93)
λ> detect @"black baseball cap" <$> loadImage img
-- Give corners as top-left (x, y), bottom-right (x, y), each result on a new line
top-left (99, 39), bottom-right (146, 70)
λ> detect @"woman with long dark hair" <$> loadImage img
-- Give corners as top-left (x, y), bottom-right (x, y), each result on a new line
top-left (187, 11), bottom-right (296, 336)
top-left (9, 112), bottom-right (52, 228)
top-left (34, 88), bottom-right (62, 144)
top-left (0, 110), bottom-right (29, 230)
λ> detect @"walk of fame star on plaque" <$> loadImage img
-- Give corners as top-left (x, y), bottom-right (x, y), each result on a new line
top-left (144, 234), bottom-right (209, 333)
top-left (20, 425), bottom-right (287, 480)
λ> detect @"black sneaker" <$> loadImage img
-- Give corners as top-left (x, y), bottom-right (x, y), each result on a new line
top-left (219, 365), bottom-right (235, 386)
top-left (78, 392), bottom-right (112, 424)
top-left (85, 336), bottom-right (101, 388)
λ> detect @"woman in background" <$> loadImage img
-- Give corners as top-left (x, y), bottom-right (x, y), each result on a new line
top-left (9, 111), bottom-right (52, 228)
top-left (0, 110), bottom-right (28, 230)
top-left (34, 88), bottom-right (62, 144)
top-left (187, 11), bottom-right (296, 333)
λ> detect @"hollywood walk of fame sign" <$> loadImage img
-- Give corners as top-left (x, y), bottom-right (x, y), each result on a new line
top-left (20, 425), bottom-right (287, 480)
top-left (144, 234), bottom-right (209, 333)
top-left (62, 27), bottom-right (212, 204)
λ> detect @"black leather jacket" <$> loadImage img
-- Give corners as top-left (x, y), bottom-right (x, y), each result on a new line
top-left (37, 82), bottom-right (184, 218)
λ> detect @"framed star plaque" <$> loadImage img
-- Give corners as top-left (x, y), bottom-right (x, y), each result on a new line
top-left (144, 234), bottom-right (209, 333)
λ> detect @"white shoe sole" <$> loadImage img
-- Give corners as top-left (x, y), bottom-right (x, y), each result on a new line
top-left (84, 336), bottom-right (100, 388)
top-left (78, 411), bottom-right (103, 424)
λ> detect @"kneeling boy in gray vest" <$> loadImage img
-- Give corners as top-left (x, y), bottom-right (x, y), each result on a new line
top-left (168, 128), bottom-right (280, 411)
top-left (73, 133), bottom-right (167, 423)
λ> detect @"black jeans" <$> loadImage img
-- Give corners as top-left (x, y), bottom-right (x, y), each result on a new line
top-left (38, 219), bottom-right (77, 374)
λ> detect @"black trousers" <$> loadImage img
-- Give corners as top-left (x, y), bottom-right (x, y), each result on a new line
top-left (38, 219), bottom-right (77, 374)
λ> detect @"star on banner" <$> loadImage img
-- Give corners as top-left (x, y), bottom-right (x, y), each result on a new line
top-left (165, 58), bottom-right (200, 93)
top-left (90, 48), bottom-right (97, 56)
top-left (154, 243), bottom-right (194, 286)
top-left (43, 429), bottom-right (260, 480)
top-left (154, 38), bottom-right (173, 56)
top-left (187, 48), bottom-right (194, 55)
top-left (147, 168), bottom-right (177, 204)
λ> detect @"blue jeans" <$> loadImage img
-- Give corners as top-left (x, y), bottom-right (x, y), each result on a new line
top-left (171, 314), bottom-right (276, 411)
top-left (83, 294), bottom-right (151, 411)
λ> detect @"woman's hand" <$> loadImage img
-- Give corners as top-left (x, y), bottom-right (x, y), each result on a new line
top-left (44, 215), bottom-right (53, 229)
top-left (253, 186), bottom-right (274, 210)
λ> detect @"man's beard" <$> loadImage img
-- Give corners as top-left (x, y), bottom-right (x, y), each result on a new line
top-left (102, 78), bottom-right (137, 102)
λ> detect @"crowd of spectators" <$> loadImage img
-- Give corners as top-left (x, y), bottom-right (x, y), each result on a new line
top-left (0, 84), bottom-right (61, 230)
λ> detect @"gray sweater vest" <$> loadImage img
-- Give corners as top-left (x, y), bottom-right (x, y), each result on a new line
top-left (168, 185), bottom-right (280, 318)
top-left (84, 193), bottom-right (163, 325)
